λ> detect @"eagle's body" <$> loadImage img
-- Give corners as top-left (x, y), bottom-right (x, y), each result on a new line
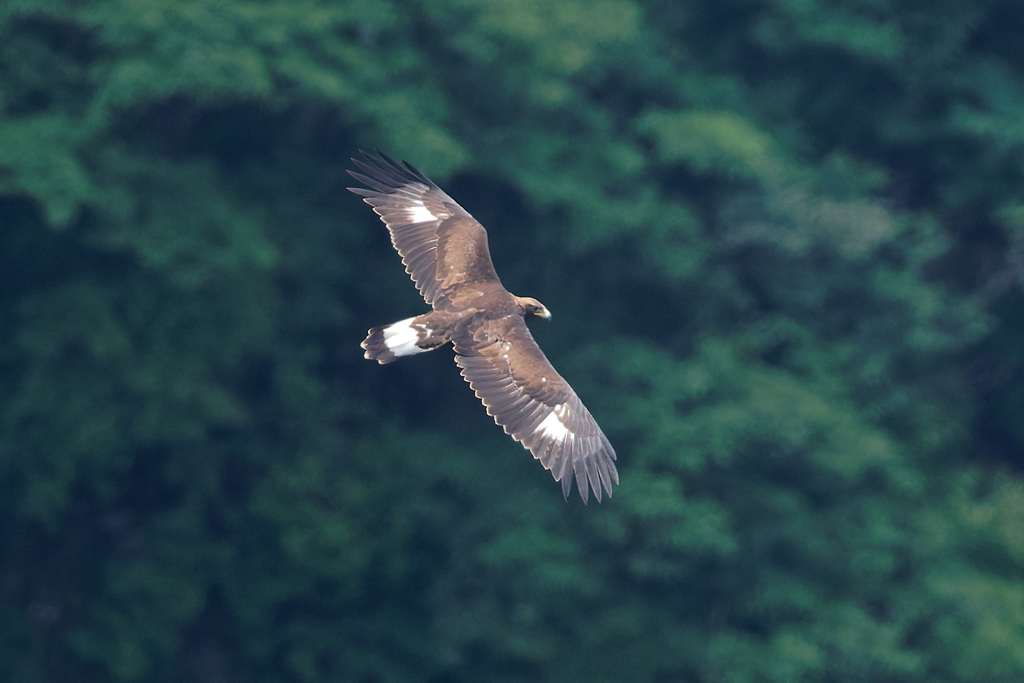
top-left (349, 151), bottom-right (618, 502)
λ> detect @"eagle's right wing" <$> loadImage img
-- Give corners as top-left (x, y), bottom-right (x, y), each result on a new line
top-left (348, 150), bottom-right (501, 308)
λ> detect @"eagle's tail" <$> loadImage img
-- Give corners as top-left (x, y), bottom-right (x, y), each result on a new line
top-left (361, 316), bottom-right (433, 364)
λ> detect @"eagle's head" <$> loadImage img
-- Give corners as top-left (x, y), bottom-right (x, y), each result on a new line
top-left (515, 296), bottom-right (551, 320)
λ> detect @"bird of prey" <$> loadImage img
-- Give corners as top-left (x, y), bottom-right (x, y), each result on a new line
top-left (349, 150), bottom-right (618, 502)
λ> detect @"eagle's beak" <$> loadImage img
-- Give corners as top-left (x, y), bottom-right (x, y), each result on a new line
top-left (539, 307), bottom-right (551, 320)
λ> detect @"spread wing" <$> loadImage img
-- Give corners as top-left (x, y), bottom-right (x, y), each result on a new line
top-left (454, 317), bottom-right (618, 502)
top-left (348, 150), bottom-right (501, 308)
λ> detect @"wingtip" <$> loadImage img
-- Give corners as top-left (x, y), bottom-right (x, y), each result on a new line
top-left (556, 469), bottom-right (613, 504)
top-left (349, 149), bottom-right (433, 192)
top-left (375, 148), bottom-right (401, 166)
top-left (581, 479), bottom-right (594, 504)
top-left (560, 475), bottom-right (573, 501)
top-left (351, 149), bottom-right (374, 168)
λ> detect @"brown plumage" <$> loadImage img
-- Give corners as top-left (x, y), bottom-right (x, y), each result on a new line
top-left (349, 150), bottom-right (618, 502)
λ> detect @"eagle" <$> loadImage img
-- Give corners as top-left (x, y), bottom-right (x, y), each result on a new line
top-left (349, 150), bottom-right (618, 502)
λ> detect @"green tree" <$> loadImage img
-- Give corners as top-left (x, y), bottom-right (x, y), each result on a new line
top-left (2, 1), bottom-right (1024, 682)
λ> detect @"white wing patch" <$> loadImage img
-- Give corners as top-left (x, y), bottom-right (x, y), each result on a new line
top-left (405, 201), bottom-right (436, 225)
top-left (383, 316), bottom-right (430, 357)
top-left (536, 403), bottom-right (572, 443)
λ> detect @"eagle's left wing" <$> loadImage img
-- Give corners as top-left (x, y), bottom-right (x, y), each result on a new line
top-left (454, 317), bottom-right (618, 502)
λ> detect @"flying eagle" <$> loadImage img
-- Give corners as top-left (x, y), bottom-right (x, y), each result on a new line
top-left (349, 150), bottom-right (618, 502)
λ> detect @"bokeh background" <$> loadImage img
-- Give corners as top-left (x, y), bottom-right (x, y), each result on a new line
top-left (3, 1), bottom-right (1024, 681)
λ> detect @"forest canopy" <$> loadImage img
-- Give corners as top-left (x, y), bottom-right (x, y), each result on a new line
top-left (2, 1), bottom-right (1024, 682)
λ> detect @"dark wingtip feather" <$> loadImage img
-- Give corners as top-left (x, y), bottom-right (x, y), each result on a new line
top-left (347, 168), bottom-right (392, 194)
top-left (349, 149), bottom-right (436, 190)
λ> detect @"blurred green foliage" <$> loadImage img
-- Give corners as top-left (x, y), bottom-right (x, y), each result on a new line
top-left (2, 0), bottom-right (1024, 681)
